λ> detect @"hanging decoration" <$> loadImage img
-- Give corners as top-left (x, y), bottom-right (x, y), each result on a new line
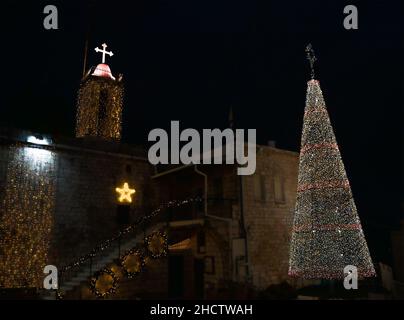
top-left (59, 197), bottom-right (201, 298)
top-left (89, 268), bottom-right (119, 299)
top-left (145, 231), bottom-right (168, 259)
top-left (60, 197), bottom-right (201, 273)
top-left (0, 143), bottom-right (56, 288)
top-left (120, 248), bottom-right (145, 278)
top-left (115, 182), bottom-right (136, 203)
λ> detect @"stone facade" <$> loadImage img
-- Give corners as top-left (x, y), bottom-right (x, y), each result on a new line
top-left (242, 145), bottom-right (299, 289)
top-left (0, 128), bottom-right (156, 278)
top-left (153, 144), bottom-right (300, 294)
top-left (0, 127), bottom-right (301, 297)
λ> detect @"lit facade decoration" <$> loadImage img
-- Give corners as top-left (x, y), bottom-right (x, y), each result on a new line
top-left (145, 231), bottom-right (168, 259)
top-left (115, 182), bottom-right (136, 203)
top-left (120, 248), bottom-right (145, 278)
top-left (75, 43), bottom-right (124, 140)
top-left (89, 268), bottom-right (119, 299)
top-left (0, 144), bottom-right (56, 288)
top-left (288, 78), bottom-right (376, 279)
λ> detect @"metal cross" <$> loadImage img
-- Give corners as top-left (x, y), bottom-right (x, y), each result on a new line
top-left (305, 43), bottom-right (317, 79)
top-left (95, 43), bottom-right (114, 64)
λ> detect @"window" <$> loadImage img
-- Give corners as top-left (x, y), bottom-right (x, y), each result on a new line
top-left (254, 174), bottom-right (267, 201)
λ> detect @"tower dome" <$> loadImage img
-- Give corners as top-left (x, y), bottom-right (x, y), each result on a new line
top-left (92, 63), bottom-right (116, 80)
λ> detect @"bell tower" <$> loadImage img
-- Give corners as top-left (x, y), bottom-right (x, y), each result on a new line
top-left (75, 43), bottom-right (124, 140)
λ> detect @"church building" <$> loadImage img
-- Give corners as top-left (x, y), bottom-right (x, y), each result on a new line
top-left (0, 43), bottom-right (300, 299)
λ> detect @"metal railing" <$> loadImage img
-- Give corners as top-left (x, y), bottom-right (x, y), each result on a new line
top-left (55, 197), bottom-right (202, 297)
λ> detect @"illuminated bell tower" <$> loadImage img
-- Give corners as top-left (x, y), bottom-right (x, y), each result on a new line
top-left (76, 43), bottom-right (124, 140)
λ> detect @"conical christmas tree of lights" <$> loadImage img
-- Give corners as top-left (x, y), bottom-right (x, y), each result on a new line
top-left (288, 45), bottom-right (375, 279)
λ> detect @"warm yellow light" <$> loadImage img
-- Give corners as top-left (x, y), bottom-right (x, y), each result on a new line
top-left (115, 182), bottom-right (136, 203)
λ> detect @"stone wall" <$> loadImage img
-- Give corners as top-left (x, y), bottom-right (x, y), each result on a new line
top-left (0, 131), bottom-right (156, 280)
top-left (50, 145), bottom-right (155, 266)
top-left (242, 146), bottom-right (299, 289)
top-left (0, 128), bottom-right (303, 294)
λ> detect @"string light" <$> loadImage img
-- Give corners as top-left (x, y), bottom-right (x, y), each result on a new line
top-left (120, 248), bottom-right (145, 278)
top-left (60, 197), bottom-right (202, 273)
top-left (75, 75), bottom-right (124, 140)
top-left (87, 230), bottom-right (167, 298)
top-left (89, 268), bottom-right (119, 299)
top-left (115, 182), bottom-right (136, 203)
top-left (145, 231), bottom-right (168, 259)
top-left (67, 198), bottom-right (201, 298)
top-left (288, 79), bottom-right (376, 280)
top-left (0, 143), bottom-right (56, 288)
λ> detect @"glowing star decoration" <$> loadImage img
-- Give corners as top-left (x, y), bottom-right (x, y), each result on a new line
top-left (95, 43), bottom-right (114, 64)
top-left (115, 183), bottom-right (136, 203)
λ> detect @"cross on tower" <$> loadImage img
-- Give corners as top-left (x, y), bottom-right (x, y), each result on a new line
top-left (95, 43), bottom-right (114, 64)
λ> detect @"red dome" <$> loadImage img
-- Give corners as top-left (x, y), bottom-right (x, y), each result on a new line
top-left (92, 63), bottom-right (116, 80)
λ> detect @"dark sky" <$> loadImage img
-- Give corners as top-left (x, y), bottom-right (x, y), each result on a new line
top-left (0, 0), bottom-right (403, 263)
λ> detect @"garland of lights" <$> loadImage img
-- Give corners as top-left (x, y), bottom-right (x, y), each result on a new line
top-left (76, 76), bottom-right (124, 140)
top-left (55, 289), bottom-right (64, 300)
top-left (120, 248), bottom-right (145, 278)
top-left (88, 230), bottom-right (167, 298)
top-left (58, 197), bottom-right (201, 299)
top-left (288, 79), bottom-right (376, 280)
top-left (0, 143), bottom-right (56, 288)
top-left (60, 197), bottom-right (201, 274)
top-left (145, 231), bottom-right (168, 259)
top-left (89, 268), bottom-right (119, 299)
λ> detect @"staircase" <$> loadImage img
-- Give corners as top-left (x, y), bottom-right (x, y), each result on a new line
top-left (41, 222), bottom-right (165, 300)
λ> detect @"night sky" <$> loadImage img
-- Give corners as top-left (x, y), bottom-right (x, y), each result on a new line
top-left (0, 0), bottom-right (403, 263)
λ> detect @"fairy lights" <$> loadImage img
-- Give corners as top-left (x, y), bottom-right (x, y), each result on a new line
top-left (57, 197), bottom-right (201, 298)
top-left (0, 144), bottom-right (56, 288)
top-left (75, 72), bottom-right (124, 140)
top-left (59, 197), bottom-right (202, 273)
top-left (87, 230), bottom-right (166, 298)
top-left (120, 248), bottom-right (145, 278)
top-left (288, 78), bottom-right (376, 280)
top-left (89, 268), bottom-right (119, 299)
top-left (115, 182), bottom-right (136, 203)
top-left (145, 231), bottom-right (168, 259)
top-left (88, 231), bottom-right (167, 298)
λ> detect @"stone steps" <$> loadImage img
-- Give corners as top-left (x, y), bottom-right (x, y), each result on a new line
top-left (42, 223), bottom-right (164, 300)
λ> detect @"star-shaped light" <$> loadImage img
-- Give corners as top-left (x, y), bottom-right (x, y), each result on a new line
top-left (115, 182), bottom-right (136, 203)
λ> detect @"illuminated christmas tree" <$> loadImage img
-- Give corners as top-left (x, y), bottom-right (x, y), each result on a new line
top-left (288, 45), bottom-right (376, 279)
